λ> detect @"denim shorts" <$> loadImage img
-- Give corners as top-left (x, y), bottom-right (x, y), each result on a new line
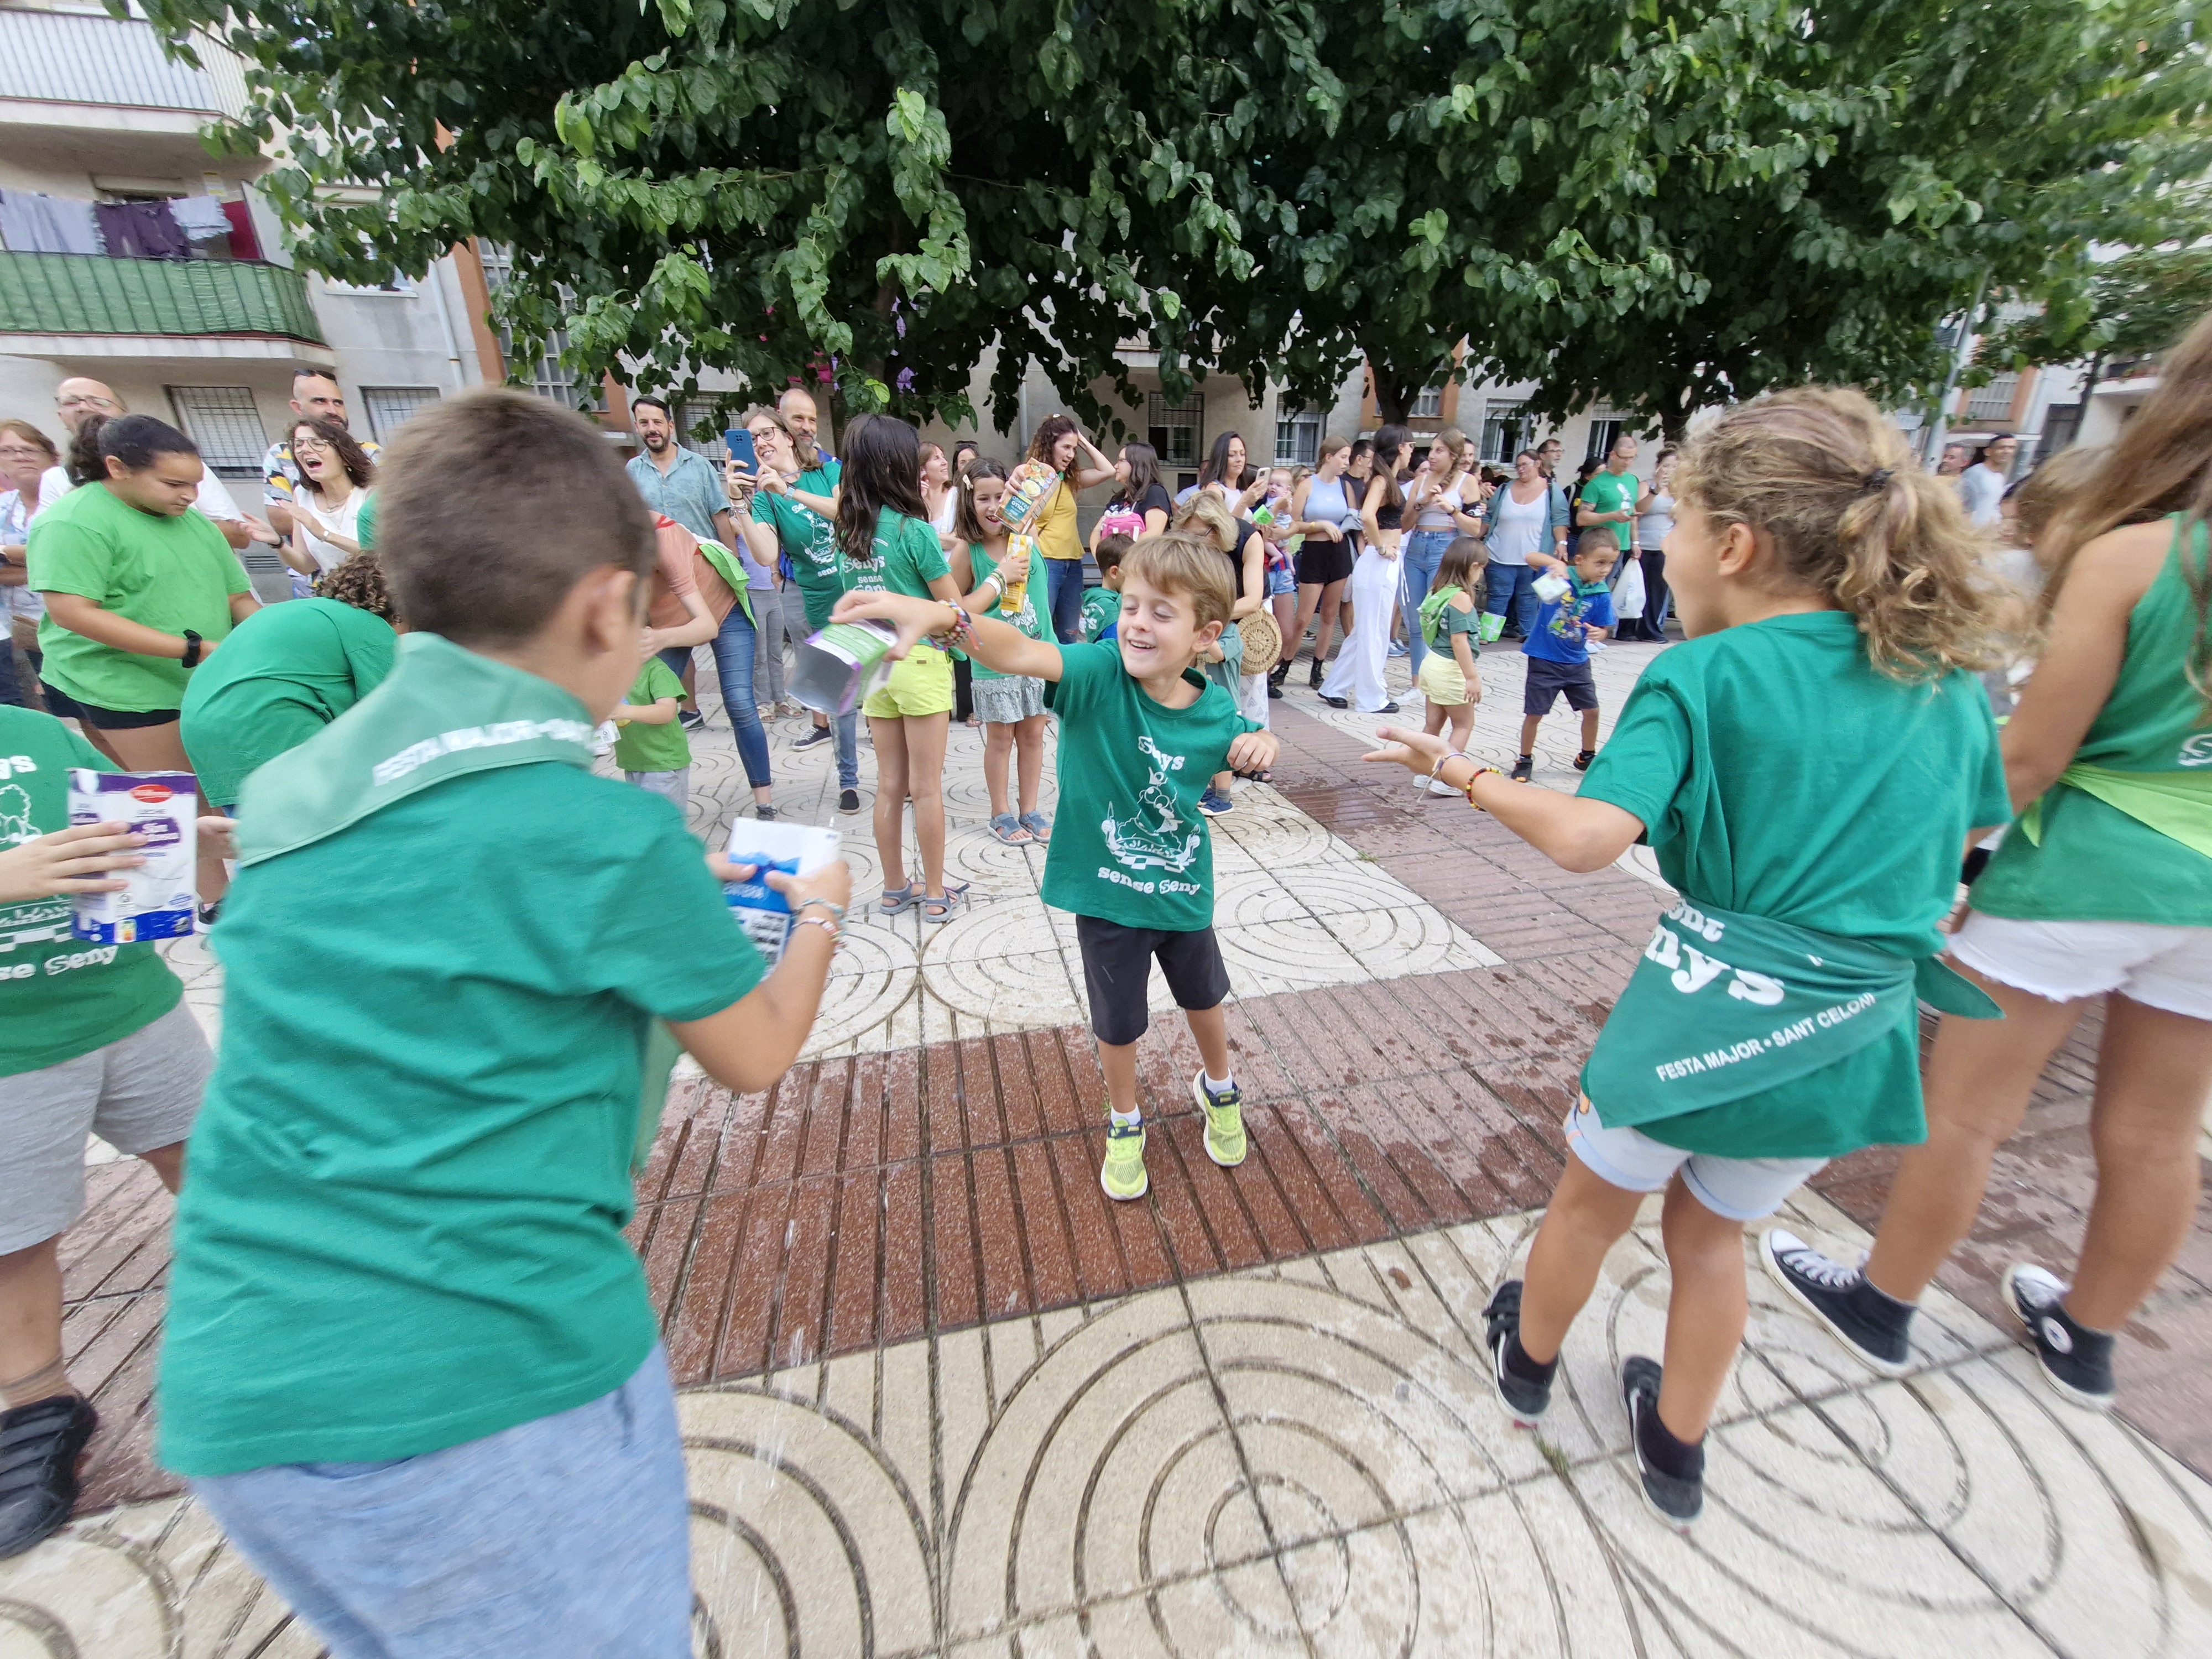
top-left (1564, 1099), bottom-right (1824, 1221)
top-left (192, 1346), bottom-right (692, 1659)
top-left (1265, 564), bottom-right (1297, 597)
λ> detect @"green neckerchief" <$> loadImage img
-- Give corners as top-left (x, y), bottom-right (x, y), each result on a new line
top-left (1419, 583), bottom-right (1464, 649)
top-left (1581, 899), bottom-right (1999, 1127)
top-left (695, 535), bottom-right (755, 627)
top-left (2019, 762), bottom-right (2212, 860)
top-left (233, 631), bottom-right (680, 1168)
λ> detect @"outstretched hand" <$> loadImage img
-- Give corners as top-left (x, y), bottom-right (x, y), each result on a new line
top-left (827, 590), bottom-right (946, 661)
top-left (1360, 725), bottom-right (1452, 778)
top-left (1225, 729), bottom-right (1280, 775)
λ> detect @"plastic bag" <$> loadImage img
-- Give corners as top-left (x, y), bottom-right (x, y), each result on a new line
top-left (1614, 557), bottom-right (1646, 620)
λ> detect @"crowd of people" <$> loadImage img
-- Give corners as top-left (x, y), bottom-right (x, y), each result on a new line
top-left (0, 306), bottom-right (2206, 1657)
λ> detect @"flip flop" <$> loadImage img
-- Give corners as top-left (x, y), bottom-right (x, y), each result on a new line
top-left (989, 813), bottom-right (1032, 844)
top-left (1019, 811), bottom-right (1053, 842)
top-left (879, 882), bottom-right (920, 914)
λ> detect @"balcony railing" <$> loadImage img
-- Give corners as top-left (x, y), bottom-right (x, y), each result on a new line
top-left (0, 7), bottom-right (223, 113)
top-left (0, 252), bottom-right (324, 343)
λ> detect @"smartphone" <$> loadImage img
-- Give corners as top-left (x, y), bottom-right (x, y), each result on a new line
top-left (723, 428), bottom-right (758, 473)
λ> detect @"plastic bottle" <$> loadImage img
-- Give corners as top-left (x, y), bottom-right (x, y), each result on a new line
top-left (1000, 461), bottom-right (1059, 531)
top-left (998, 534), bottom-right (1035, 618)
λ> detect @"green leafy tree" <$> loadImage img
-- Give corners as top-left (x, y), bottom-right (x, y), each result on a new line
top-left (1983, 247), bottom-right (2212, 386)
top-left (134, 0), bottom-right (1257, 432)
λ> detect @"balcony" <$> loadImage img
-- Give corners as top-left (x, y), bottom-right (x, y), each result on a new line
top-left (0, 7), bottom-right (249, 146)
top-left (0, 251), bottom-right (324, 348)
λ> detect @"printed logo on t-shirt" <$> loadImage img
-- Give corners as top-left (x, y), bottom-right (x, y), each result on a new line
top-left (2178, 733), bottom-right (2212, 767)
top-left (1100, 734), bottom-right (1202, 878)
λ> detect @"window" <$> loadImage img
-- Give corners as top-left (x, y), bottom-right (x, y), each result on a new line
top-left (1274, 409), bottom-right (1322, 466)
top-left (1479, 399), bottom-right (1531, 464)
top-left (324, 272), bottom-right (414, 296)
top-left (361, 387), bottom-right (440, 444)
top-left (1584, 415), bottom-right (1626, 462)
top-left (1961, 372), bottom-right (2020, 424)
top-left (1411, 384), bottom-right (1444, 420)
top-left (477, 243), bottom-right (605, 413)
top-left (676, 396), bottom-right (742, 460)
top-left (1147, 392), bottom-right (1203, 469)
top-left (165, 385), bottom-right (266, 479)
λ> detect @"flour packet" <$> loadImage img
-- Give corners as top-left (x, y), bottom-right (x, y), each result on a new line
top-left (722, 818), bottom-right (840, 962)
top-left (68, 769), bottom-right (196, 943)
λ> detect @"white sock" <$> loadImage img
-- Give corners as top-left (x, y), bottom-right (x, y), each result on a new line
top-left (1203, 1071), bottom-right (1234, 1097)
top-left (1110, 1108), bottom-right (1141, 1129)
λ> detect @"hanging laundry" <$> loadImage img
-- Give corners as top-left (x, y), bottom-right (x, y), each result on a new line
top-left (169, 195), bottom-right (233, 242)
top-left (94, 201), bottom-right (193, 260)
top-left (0, 190), bottom-right (103, 256)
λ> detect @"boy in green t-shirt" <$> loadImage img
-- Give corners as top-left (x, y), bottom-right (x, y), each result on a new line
top-left (0, 706), bottom-right (226, 1556)
top-left (612, 654), bottom-right (692, 812)
top-left (832, 531), bottom-right (1279, 1201)
top-left (155, 390), bottom-right (852, 1654)
top-left (1083, 533), bottom-right (1132, 642)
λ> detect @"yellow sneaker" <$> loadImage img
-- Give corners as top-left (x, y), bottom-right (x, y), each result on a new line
top-left (1193, 1071), bottom-right (1247, 1167)
top-left (1100, 1116), bottom-right (1148, 1201)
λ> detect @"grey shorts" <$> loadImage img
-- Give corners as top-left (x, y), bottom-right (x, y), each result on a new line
top-left (0, 1000), bottom-right (210, 1253)
top-left (625, 769), bottom-right (691, 812)
top-left (971, 674), bottom-right (1047, 724)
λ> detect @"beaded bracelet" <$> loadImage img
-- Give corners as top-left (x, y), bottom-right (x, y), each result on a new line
top-left (792, 915), bottom-right (842, 946)
top-left (794, 896), bottom-right (846, 924)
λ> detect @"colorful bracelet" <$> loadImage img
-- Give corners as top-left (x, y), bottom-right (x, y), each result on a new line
top-left (794, 896), bottom-right (846, 924)
top-left (1462, 764), bottom-right (1505, 808)
top-left (791, 915), bottom-right (842, 946)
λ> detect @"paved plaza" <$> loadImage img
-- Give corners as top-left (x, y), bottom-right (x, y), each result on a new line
top-left (15, 636), bottom-right (2212, 1657)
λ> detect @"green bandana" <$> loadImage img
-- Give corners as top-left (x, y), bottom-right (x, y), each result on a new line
top-left (2020, 761), bottom-right (2212, 860)
top-left (234, 630), bottom-right (680, 1166)
top-left (695, 536), bottom-right (755, 627)
top-left (1418, 583), bottom-right (1464, 649)
top-left (1582, 899), bottom-right (1998, 1127)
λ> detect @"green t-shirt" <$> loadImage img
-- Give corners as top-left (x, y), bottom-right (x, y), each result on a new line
top-left (842, 505), bottom-right (949, 601)
top-left (1421, 586), bottom-right (1481, 650)
top-left (1041, 641), bottom-right (1260, 931)
top-left (353, 488), bottom-right (377, 551)
top-left (0, 707), bottom-right (182, 1076)
top-left (179, 598), bottom-right (396, 806)
top-left (157, 764), bottom-right (766, 1475)
top-left (1974, 519), bottom-right (2212, 925)
top-left (1579, 468), bottom-right (1639, 552)
top-left (613, 657), bottom-right (691, 773)
top-left (967, 540), bottom-right (1046, 680)
top-left (1082, 585), bottom-right (1121, 643)
top-left (28, 481), bottom-right (252, 712)
top-left (1577, 611), bottom-right (2009, 1156)
top-left (755, 462), bottom-right (843, 625)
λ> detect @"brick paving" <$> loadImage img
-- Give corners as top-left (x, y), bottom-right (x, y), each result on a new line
top-left (56, 644), bottom-right (2212, 1527)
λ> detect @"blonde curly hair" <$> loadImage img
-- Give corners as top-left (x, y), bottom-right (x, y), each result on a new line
top-left (1674, 387), bottom-right (2002, 679)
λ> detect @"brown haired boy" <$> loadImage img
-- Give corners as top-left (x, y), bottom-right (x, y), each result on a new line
top-left (835, 531), bottom-right (1278, 1199)
top-left (1084, 533), bottom-right (1133, 641)
top-left (155, 389), bottom-right (850, 1655)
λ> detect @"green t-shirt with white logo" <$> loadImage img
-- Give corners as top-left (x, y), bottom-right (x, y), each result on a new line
top-left (755, 462), bottom-right (843, 627)
top-left (966, 541), bottom-right (1046, 680)
top-left (0, 706), bottom-right (183, 1076)
top-left (841, 505), bottom-right (950, 601)
top-left (1041, 641), bottom-right (1260, 931)
top-left (612, 657), bottom-right (691, 773)
top-left (1579, 468), bottom-right (1639, 553)
top-left (1082, 585), bottom-right (1121, 643)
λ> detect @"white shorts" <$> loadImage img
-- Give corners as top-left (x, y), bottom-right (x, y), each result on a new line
top-left (1950, 911), bottom-right (2212, 1020)
top-left (1564, 1099), bottom-right (1826, 1222)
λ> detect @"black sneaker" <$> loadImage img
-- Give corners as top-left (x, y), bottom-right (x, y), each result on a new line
top-left (2003, 1263), bottom-right (2116, 1409)
top-left (754, 805), bottom-right (779, 822)
top-left (1761, 1229), bottom-right (1912, 1377)
top-left (679, 708), bottom-right (706, 732)
top-left (795, 726), bottom-right (833, 750)
top-left (1509, 756), bottom-right (1533, 782)
top-left (1573, 749), bottom-right (1597, 771)
top-left (838, 788), bottom-right (862, 816)
top-left (0, 1394), bottom-right (97, 1558)
top-left (1321, 695), bottom-right (1348, 709)
top-left (1621, 1357), bottom-right (1703, 1527)
top-left (1378, 701), bottom-right (1401, 714)
top-left (1482, 1280), bottom-right (1551, 1426)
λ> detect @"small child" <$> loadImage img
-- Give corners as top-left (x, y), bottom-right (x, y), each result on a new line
top-left (1512, 528), bottom-right (1618, 780)
top-left (1364, 386), bottom-right (2006, 1526)
top-left (952, 460), bottom-right (1053, 844)
top-left (613, 653), bottom-right (691, 811)
top-left (832, 532), bottom-right (1280, 1202)
top-left (1414, 535), bottom-right (1488, 792)
top-left (1084, 534), bottom-right (1131, 641)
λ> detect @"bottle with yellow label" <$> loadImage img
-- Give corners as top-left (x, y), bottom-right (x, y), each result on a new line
top-left (998, 534), bottom-right (1035, 618)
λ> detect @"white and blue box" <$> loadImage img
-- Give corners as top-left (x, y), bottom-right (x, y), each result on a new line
top-left (722, 818), bottom-right (839, 961)
top-left (68, 769), bottom-right (196, 944)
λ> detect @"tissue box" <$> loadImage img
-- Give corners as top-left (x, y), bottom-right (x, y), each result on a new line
top-left (68, 770), bottom-right (196, 944)
top-left (723, 819), bottom-right (840, 961)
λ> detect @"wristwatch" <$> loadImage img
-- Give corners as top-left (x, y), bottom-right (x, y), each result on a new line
top-left (180, 629), bottom-right (204, 668)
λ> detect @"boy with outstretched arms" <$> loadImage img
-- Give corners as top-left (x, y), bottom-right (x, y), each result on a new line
top-left (156, 390), bottom-right (850, 1657)
top-left (834, 531), bottom-right (1279, 1199)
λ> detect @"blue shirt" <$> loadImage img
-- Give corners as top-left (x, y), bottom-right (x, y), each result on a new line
top-left (625, 448), bottom-right (728, 545)
top-left (1524, 576), bottom-right (1615, 665)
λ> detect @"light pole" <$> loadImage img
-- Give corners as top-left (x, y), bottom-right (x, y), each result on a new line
top-left (1918, 271), bottom-right (1988, 466)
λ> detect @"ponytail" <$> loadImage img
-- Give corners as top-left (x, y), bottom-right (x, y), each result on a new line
top-left (1676, 387), bottom-right (2001, 680)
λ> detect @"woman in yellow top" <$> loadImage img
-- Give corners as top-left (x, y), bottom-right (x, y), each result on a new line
top-left (1024, 414), bottom-right (1117, 643)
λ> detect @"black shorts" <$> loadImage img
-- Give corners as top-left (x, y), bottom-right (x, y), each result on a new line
top-left (1075, 915), bottom-right (1231, 1046)
top-left (41, 684), bottom-right (179, 730)
top-left (1295, 537), bottom-right (1354, 588)
top-left (1522, 656), bottom-right (1598, 716)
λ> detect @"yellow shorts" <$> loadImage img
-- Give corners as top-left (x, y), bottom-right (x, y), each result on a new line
top-left (1417, 650), bottom-right (1474, 707)
top-left (862, 643), bottom-right (955, 719)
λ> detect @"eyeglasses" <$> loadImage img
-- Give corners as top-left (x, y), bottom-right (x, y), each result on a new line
top-left (293, 437), bottom-right (332, 453)
top-left (57, 394), bottom-right (118, 413)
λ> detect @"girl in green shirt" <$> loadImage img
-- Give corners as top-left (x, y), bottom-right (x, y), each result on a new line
top-left (950, 460), bottom-right (1054, 844)
top-left (1365, 387), bottom-right (2007, 1526)
top-left (1767, 311), bottom-right (2212, 1416)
